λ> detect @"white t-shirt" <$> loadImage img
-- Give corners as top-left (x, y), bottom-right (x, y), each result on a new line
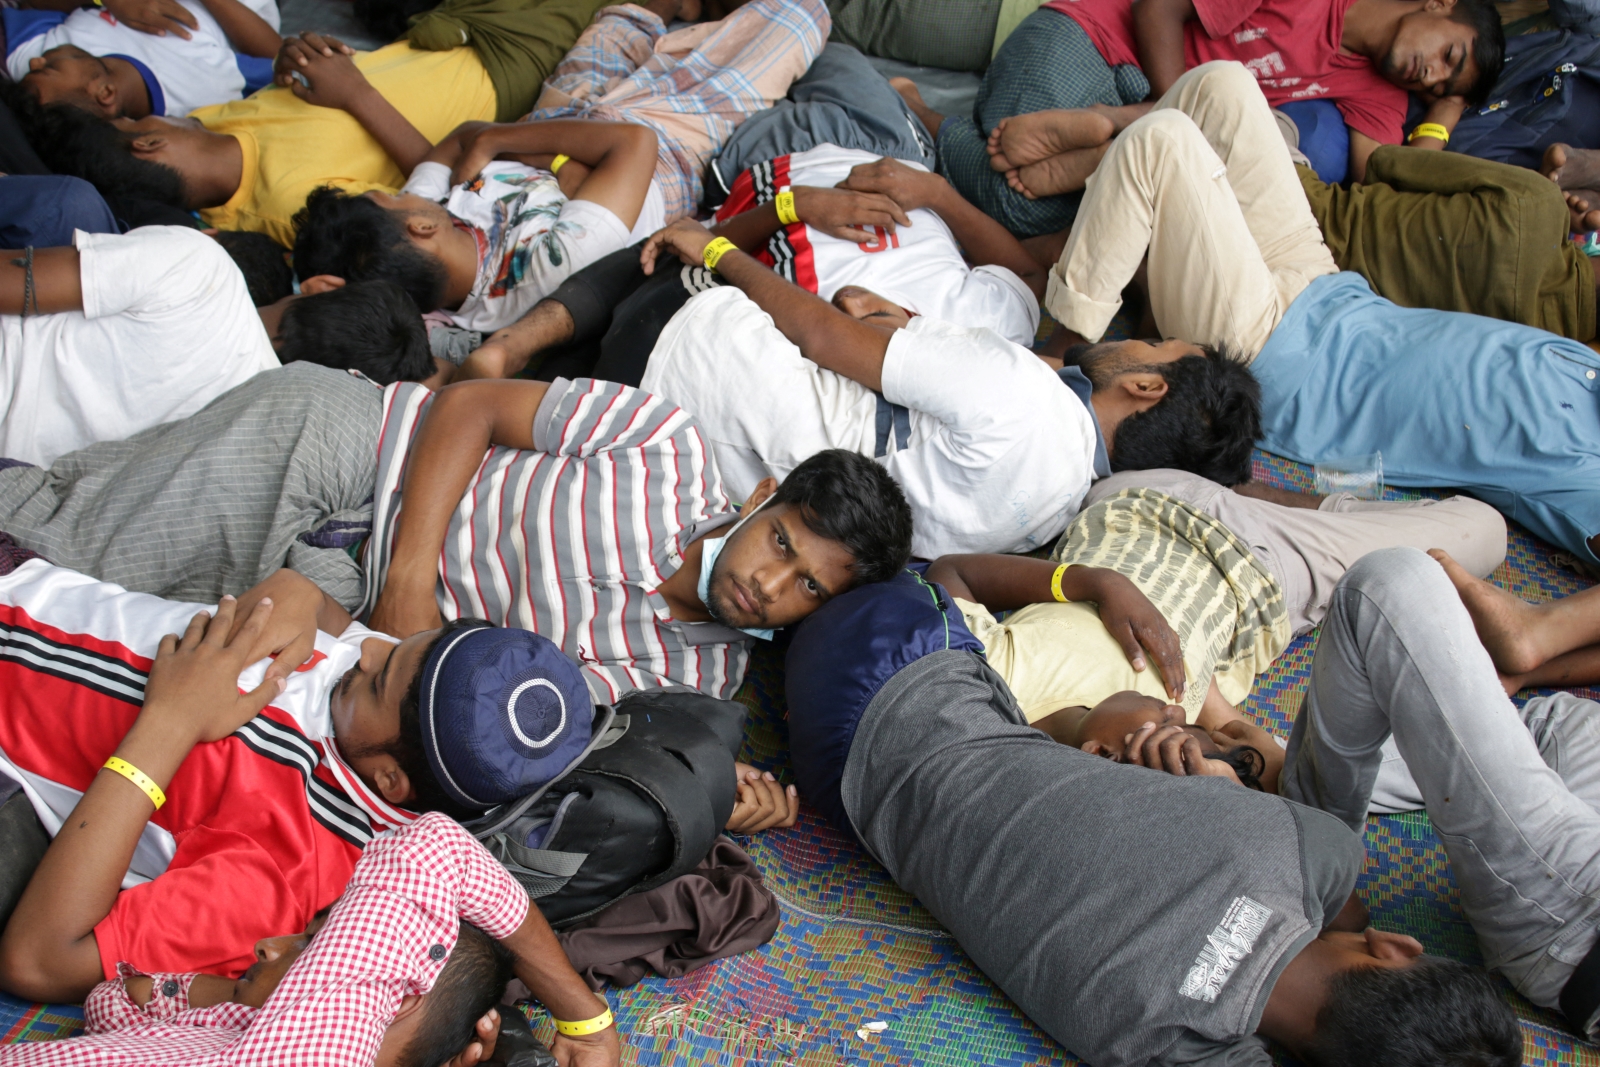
top-left (0, 226), bottom-right (279, 468)
top-left (404, 160), bottom-right (666, 334)
top-left (5, 0), bottom-right (280, 117)
top-left (641, 286), bottom-right (1096, 557)
top-left (713, 143), bottom-right (1040, 346)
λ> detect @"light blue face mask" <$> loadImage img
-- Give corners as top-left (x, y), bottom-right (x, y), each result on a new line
top-left (697, 506), bottom-right (775, 641)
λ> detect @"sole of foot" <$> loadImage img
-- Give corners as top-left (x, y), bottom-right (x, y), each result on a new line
top-left (1005, 144), bottom-right (1110, 200)
top-left (987, 108), bottom-right (1116, 173)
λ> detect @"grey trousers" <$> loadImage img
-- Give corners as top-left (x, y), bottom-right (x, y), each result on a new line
top-left (1281, 547), bottom-right (1600, 1024)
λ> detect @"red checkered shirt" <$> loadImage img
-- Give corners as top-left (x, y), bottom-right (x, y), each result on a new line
top-left (6, 814), bottom-right (529, 1066)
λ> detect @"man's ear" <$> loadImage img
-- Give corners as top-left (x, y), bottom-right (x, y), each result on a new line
top-left (299, 274), bottom-right (347, 295)
top-left (129, 133), bottom-right (168, 156)
top-left (1117, 372), bottom-right (1170, 412)
top-left (405, 214), bottom-right (443, 241)
top-left (1365, 928), bottom-right (1426, 961)
top-left (743, 476), bottom-right (779, 511)
top-left (90, 76), bottom-right (119, 117)
top-left (366, 755), bottom-right (415, 805)
top-left (1424, 0), bottom-right (1458, 13)
top-left (1080, 740), bottom-right (1117, 759)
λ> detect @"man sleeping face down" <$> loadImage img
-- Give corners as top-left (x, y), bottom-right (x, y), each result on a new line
top-left (1034, 690), bottom-right (1282, 793)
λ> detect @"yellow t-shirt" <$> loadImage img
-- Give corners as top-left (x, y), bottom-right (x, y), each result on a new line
top-left (194, 43), bottom-right (497, 246)
top-left (957, 598), bottom-right (1219, 724)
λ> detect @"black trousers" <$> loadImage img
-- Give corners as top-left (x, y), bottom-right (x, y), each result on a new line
top-left (533, 241), bottom-right (699, 387)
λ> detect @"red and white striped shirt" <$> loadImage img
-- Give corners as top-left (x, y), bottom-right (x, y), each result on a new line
top-left (0, 560), bottom-right (414, 980)
top-left (6, 814), bottom-right (530, 1067)
top-left (361, 377), bottom-right (752, 702)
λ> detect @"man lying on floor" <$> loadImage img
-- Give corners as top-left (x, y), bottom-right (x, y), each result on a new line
top-left (6, 799), bottom-right (621, 1067)
top-left (930, 469), bottom-right (1504, 732)
top-left (0, 225), bottom-right (429, 469)
top-left (0, 546), bottom-right (797, 1003)
top-left (781, 553), bottom-right (1522, 1066)
top-left (303, 42), bottom-right (1042, 374)
top-left (1045, 60), bottom-right (1600, 570)
top-left (0, 363), bottom-right (913, 701)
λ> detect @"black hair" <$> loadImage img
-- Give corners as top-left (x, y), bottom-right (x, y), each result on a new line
top-left (278, 280), bottom-right (433, 384)
top-left (1203, 745), bottom-right (1265, 791)
top-left (215, 230), bottom-right (294, 307)
top-left (1447, 0), bottom-right (1505, 108)
top-left (292, 185), bottom-right (450, 312)
top-left (397, 922), bottom-right (514, 1067)
top-left (1108, 347), bottom-right (1261, 486)
top-left (1308, 957), bottom-right (1521, 1067)
top-left (0, 84), bottom-right (190, 223)
top-left (345, 617), bottom-right (486, 820)
top-left (770, 449), bottom-right (913, 587)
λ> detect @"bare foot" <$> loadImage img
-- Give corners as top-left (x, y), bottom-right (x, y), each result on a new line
top-left (1543, 143), bottom-right (1600, 190)
top-left (1566, 189), bottom-right (1600, 232)
top-left (987, 108), bottom-right (1116, 173)
top-left (891, 77), bottom-right (945, 139)
top-left (1428, 549), bottom-right (1547, 675)
top-left (1007, 143), bottom-right (1110, 200)
top-left (1020, 227), bottom-right (1070, 269)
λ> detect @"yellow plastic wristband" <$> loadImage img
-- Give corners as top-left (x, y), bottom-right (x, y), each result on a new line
top-left (1049, 563), bottom-right (1070, 603)
top-left (702, 236), bottom-right (738, 272)
top-left (103, 756), bottom-right (166, 810)
top-left (549, 154), bottom-right (570, 175)
top-left (1408, 122), bottom-right (1449, 145)
top-left (774, 189), bottom-right (799, 225)
top-left (553, 1005), bottom-right (613, 1037)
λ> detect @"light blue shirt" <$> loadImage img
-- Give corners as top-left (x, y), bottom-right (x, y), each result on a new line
top-left (1252, 272), bottom-right (1600, 563)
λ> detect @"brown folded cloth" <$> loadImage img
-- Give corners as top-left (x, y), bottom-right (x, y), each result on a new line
top-left (555, 836), bottom-right (780, 990)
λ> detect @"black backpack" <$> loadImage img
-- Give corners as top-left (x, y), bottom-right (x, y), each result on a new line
top-left (466, 687), bottom-right (745, 927)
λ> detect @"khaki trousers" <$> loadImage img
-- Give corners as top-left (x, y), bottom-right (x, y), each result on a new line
top-left (1046, 61), bottom-right (1338, 360)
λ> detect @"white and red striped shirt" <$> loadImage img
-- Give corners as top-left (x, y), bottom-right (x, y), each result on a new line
top-left (713, 144), bottom-right (1040, 347)
top-left (361, 377), bottom-right (752, 702)
top-left (0, 560), bottom-right (414, 980)
top-left (6, 814), bottom-right (530, 1067)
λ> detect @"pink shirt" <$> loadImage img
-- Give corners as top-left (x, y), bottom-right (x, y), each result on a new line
top-left (1043, 0), bottom-right (1409, 143)
top-left (6, 814), bottom-right (529, 1067)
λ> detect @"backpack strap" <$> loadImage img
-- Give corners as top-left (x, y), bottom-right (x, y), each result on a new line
top-left (482, 834), bottom-right (590, 900)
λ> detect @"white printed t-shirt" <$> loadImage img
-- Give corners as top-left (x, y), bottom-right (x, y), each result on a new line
top-left (642, 286), bottom-right (1097, 557)
top-left (712, 143), bottom-right (1040, 346)
top-left (0, 225), bottom-right (279, 468)
top-left (5, 0), bottom-right (280, 116)
top-left (404, 160), bottom-right (666, 334)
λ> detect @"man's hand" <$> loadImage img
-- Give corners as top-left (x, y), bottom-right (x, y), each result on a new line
top-left (447, 122), bottom-right (507, 186)
top-left (441, 1009), bottom-right (500, 1067)
top-left (1121, 722), bottom-right (1240, 783)
top-left (141, 596), bottom-right (286, 746)
top-left (1082, 569), bottom-right (1185, 701)
top-left (102, 0), bottom-right (198, 38)
top-left (366, 572), bottom-right (444, 640)
top-left (834, 157), bottom-right (947, 213)
top-left (725, 763), bottom-right (798, 834)
top-left (227, 569), bottom-right (352, 684)
top-left (550, 1027), bottom-right (622, 1067)
top-left (792, 186), bottom-right (910, 243)
top-left (273, 32), bottom-right (367, 110)
top-left (640, 218), bottom-right (717, 275)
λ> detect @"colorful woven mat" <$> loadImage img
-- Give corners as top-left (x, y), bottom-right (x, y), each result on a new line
top-left (3, 466), bottom-right (1597, 1063)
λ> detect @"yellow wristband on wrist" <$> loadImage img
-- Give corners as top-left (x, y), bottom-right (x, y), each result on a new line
top-left (103, 757), bottom-right (166, 810)
top-left (1408, 122), bottom-right (1450, 145)
top-left (702, 236), bottom-right (738, 272)
top-left (553, 1004), bottom-right (613, 1037)
top-left (549, 154), bottom-right (570, 175)
top-left (774, 189), bottom-right (799, 225)
top-left (1049, 563), bottom-right (1070, 603)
